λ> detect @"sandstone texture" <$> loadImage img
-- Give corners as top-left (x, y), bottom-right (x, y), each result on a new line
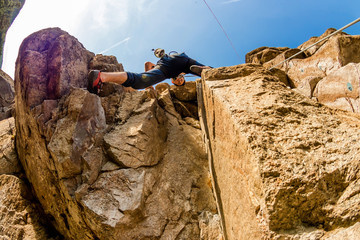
top-left (246, 29), bottom-right (360, 112)
top-left (0, 117), bottom-right (19, 174)
top-left (200, 64), bottom-right (360, 239)
top-left (14, 28), bottom-right (218, 240)
top-left (0, 70), bottom-right (15, 121)
top-left (0, 117), bottom-right (62, 239)
top-left (8, 25), bottom-right (360, 240)
top-left (0, 174), bottom-right (60, 240)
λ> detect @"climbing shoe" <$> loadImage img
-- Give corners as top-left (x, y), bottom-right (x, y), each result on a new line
top-left (87, 70), bottom-right (103, 94)
top-left (190, 65), bottom-right (211, 76)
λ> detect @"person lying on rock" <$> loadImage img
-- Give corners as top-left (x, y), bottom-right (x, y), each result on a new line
top-left (87, 48), bottom-right (211, 94)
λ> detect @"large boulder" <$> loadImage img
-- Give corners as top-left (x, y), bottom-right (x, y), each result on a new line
top-left (263, 30), bottom-right (360, 99)
top-left (15, 28), bottom-right (218, 239)
top-left (200, 64), bottom-right (360, 239)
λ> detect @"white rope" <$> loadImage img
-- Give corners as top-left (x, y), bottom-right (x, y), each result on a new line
top-left (202, 0), bottom-right (241, 62)
top-left (269, 17), bottom-right (360, 70)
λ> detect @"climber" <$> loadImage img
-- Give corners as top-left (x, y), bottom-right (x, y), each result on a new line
top-left (87, 49), bottom-right (211, 94)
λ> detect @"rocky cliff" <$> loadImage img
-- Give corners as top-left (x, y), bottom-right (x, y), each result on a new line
top-left (246, 28), bottom-right (360, 112)
top-left (12, 28), bottom-right (219, 240)
top-left (200, 29), bottom-right (360, 239)
top-left (0, 70), bottom-right (14, 120)
top-left (200, 64), bottom-right (360, 239)
top-left (1, 26), bottom-right (360, 240)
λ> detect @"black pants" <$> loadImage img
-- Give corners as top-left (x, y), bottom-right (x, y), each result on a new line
top-left (123, 54), bottom-right (205, 89)
top-left (123, 69), bottom-right (167, 89)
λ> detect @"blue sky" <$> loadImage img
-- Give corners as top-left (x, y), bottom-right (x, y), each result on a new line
top-left (2, 0), bottom-right (360, 83)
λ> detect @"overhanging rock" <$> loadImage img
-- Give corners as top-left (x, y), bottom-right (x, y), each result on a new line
top-left (199, 64), bottom-right (360, 239)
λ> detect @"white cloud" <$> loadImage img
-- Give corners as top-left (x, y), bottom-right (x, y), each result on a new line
top-left (1, 0), bottom-right (206, 78)
top-left (99, 37), bottom-right (131, 54)
top-left (1, 0), bottom-right (135, 78)
top-left (86, 0), bottom-right (129, 31)
top-left (2, 0), bottom-right (93, 77)
top-left (222, 0), bottom-right (242, 4)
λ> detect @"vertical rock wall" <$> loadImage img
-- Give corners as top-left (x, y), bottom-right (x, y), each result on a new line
top-left (200, 64), bottom-right (360, 239)
top-left (0, 117), bottom-right (62, 239)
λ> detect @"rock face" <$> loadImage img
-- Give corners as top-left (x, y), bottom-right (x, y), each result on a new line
top-left (15, 28), bottom-right (218, 240)
top-left (0, 0), bottom-right (25, 67)
top-left (245, 46), bottom-right (305, 65)
top-left (200, 64), bottom-right (360, 239)
top-left (0, 117), bottom-right (62, 239)
top-left (12, 26), bottom-right (360, 240)
top-left (0, 174), bottom-right (60, 239)
top-left (0, 70), bottom-right (15, 121)
top-left (0, 117), bottom-right (19, 174)
top-left (246, 29), bottom-right (360, 112)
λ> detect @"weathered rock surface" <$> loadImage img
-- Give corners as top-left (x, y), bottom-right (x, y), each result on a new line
top-left (15, 27), bottom-right (218, 240)
top-left (283, 33), bottom-right (360, 98)
top-left (0, 0), bottom-right (25, 67)
top-left (297, 28), bottom-right (347, 57)
top-left (0, 174), bottom-right (60, 240)
top-left (247, 29), bottom-right (360, 112)
top-left (89, 54), bottom-right (124, 72)
top-left (170, 81), bottom-right (199, 119)
top-left (245, 46), bottom-right (294, 65)
top-left (11, 25), bottom-right (360, 240)
top-left (0, 118), bottom-right (61, 239)
top-left (0, 117), bottom-right (20, 174)
top-left (200, 64), bottom-right (360, 239)
top-left (0, 70), bottom-right (15, 120)
top-left (313, 62), bottom-right (360, 112)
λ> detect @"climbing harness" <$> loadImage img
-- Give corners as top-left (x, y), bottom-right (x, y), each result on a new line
top-left (269, 17), bottom-right (360, 70)
top-left (168, 50), bottom-right (178, 55)
top-left (151, 48), bottom-right (198, 80)
top-left (197, 81), bottom-right (228, 240)
top-left (202, 0), bottom-right (241, 62)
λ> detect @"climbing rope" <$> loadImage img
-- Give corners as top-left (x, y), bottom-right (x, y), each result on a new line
top-left (202, 0), bottom-right (241, 62)
top-left (269, 17), bottom-right (360, 70)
